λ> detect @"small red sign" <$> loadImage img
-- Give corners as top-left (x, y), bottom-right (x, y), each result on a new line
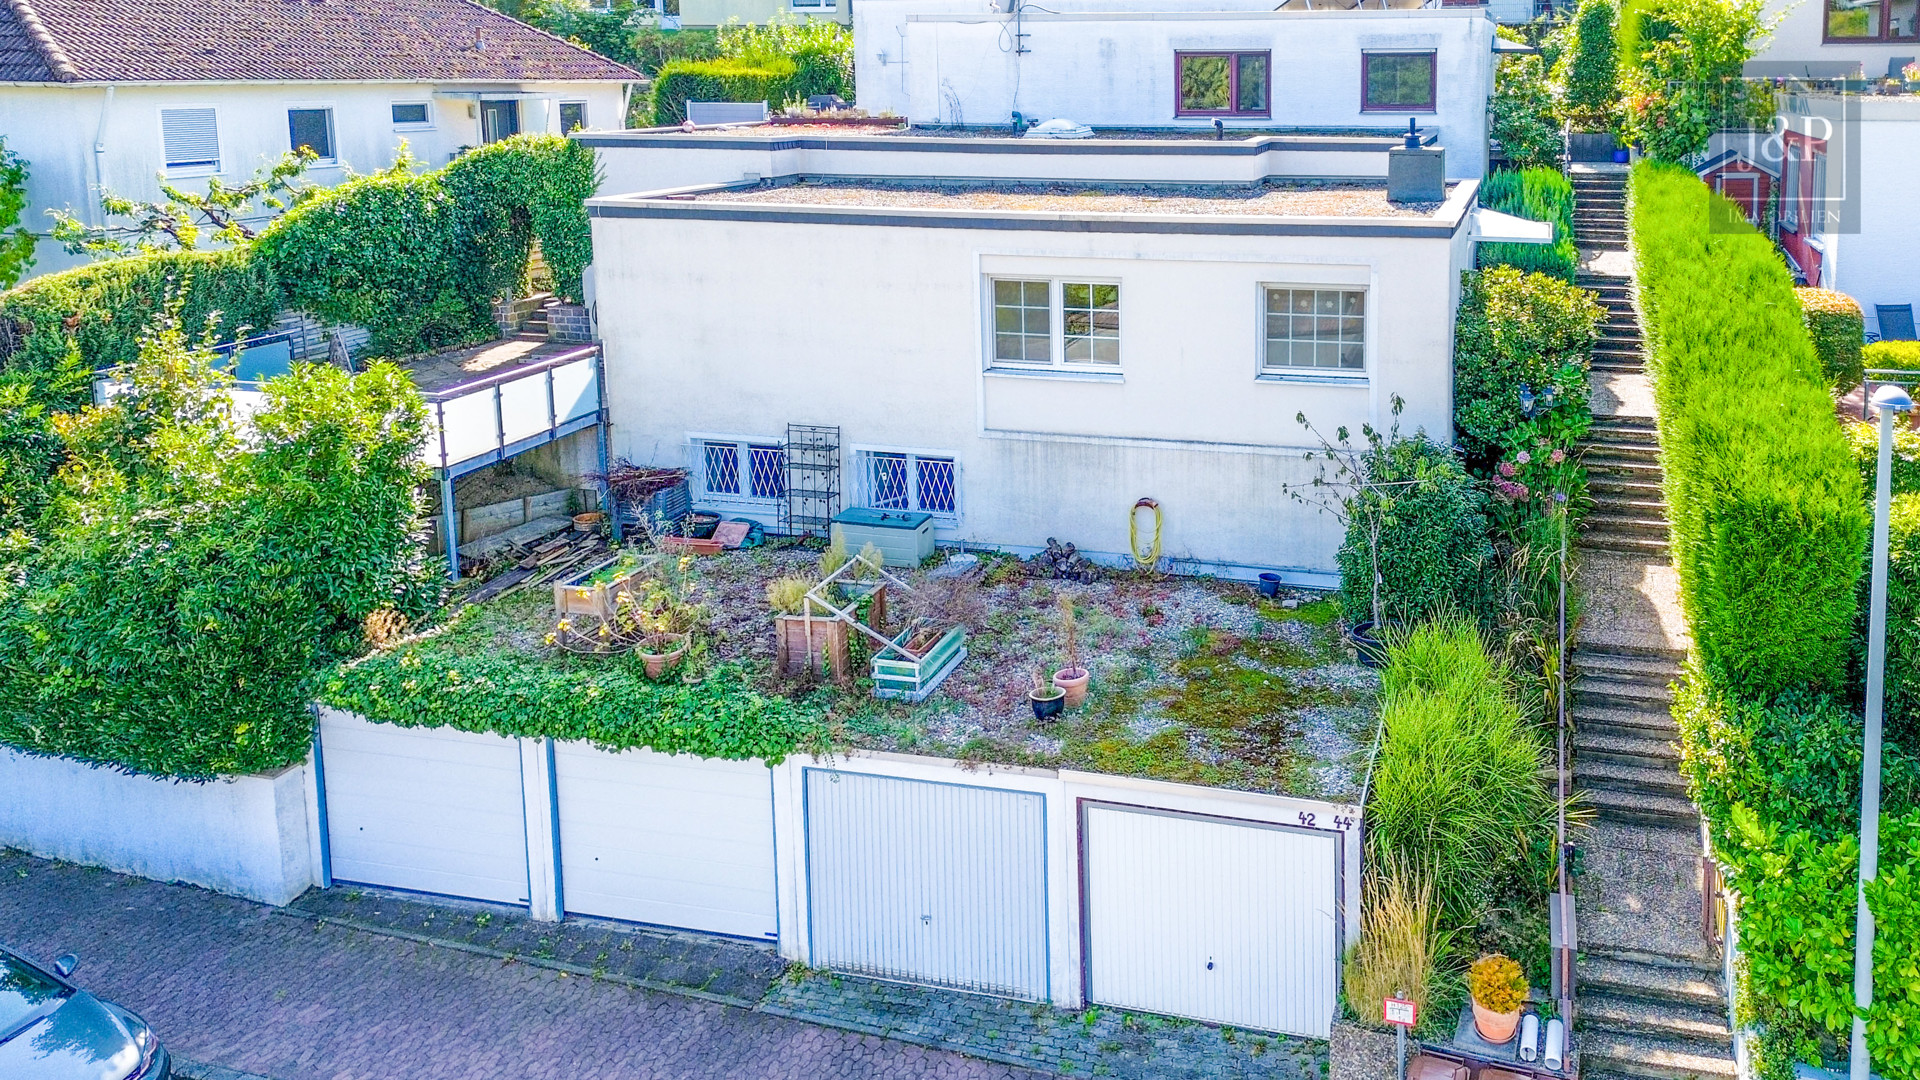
top-left (1383, 998), bottom-right (1417, 1028)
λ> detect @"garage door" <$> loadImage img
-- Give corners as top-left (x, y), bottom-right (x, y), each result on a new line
top-left (805, 769), bottom-right (1048, 999)
top-left (1081, 803), bottom-right (1339, 1038)
top-left (319, 711), bottom-right (530, 904)
top-left (554, 744), bottom-right (777, 939)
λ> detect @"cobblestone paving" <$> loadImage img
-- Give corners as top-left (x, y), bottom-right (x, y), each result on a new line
top-left (4, 850), bottom-right (1327, 1080)
top-left (0, 851), bottom-right (1036, 1080)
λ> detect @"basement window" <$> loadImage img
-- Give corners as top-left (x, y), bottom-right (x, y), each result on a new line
top-left (857, 450), bottom-right (958, 517)
top-left (694, 438), bottom-right (786, 504)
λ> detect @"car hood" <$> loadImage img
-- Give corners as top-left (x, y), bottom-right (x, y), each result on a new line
top-left (0, 988), bottom-right (144, 1080)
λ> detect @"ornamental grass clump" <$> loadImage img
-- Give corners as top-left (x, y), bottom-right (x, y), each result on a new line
top-left (1343, 862), bottom-right (1451, 1030)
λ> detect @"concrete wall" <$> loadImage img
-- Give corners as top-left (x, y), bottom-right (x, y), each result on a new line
top-left (0, 747), bottom-right (317, 906)
top-left (852, 0), bottom-right (1495, 178)
top-left (3, 80), bottom-right (627, 279)
top-left (588, 183), bottom-right (1476, 579)
top-left (1750, 0), bottom-right (1917, 78)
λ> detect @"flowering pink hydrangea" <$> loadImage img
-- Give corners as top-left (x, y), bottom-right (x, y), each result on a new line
top-left (1516, 450), bottom-right (1532, 466)
top-left (1498, 460), bottom-right (1517, 478)
top-left (1549, 448), bottom-right (1566, 465)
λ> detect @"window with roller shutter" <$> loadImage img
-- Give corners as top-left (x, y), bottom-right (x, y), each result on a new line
top-left (160, 107), bottom-right (220, 171)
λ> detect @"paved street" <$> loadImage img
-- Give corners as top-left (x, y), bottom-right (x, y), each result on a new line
top-left (0, 850), bottom-right (1037, 1080)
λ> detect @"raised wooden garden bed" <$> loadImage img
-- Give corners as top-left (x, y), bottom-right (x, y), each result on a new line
top-left (872, 624), bottom-right (968, 703)
top-left (774, 615), bottom-right (852, 681)
top-left (554, 568), bottom-right (640, 619)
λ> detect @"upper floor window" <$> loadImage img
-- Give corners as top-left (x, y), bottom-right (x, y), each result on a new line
top-left (1264, 287), bottom-right (1366, 375)
top-left (791, 0), bottom-right (834, 9)
top-left (990, 278), bottom-right (1121, 368)
top-left (1826, 0), bottom-right (1918, 40)
top-left (392, 102), bottom-right (431, 127)
top-left (288, 108), bottom-right (335, 161)
top-left (1362, 52), bottom-right (1437, 112)
top-left (1176, 52), bottom-right (1270, 117)
top-left (559, 102), bottom-right (587, 133)
top-left (160, 107), bottom-right (220, 172)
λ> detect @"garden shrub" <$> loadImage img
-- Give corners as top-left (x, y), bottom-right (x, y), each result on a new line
top-left (1621, 0), bottom-right (1768, 162)
top-left (1797, 286), bottom-right (1866, 391)
top-left (1490, 47), bottom-right (1562, 172)
top-left (0, 378), bottom-right (58, 534)
top-left (0, 136), bottom-right (33, 289)
top-left (1867, 340), bottom-right (1920, 372)
top-left (651, 57), bottom-right (798, 125)
top-left (0, 320), bottom-right (432, 778)
top-left (649, 20), bottom-right (854, 125)
top-left (1869, 494), bottom-right (1920, 745)
top-left (1367, 619), bottom-right (1554, 925)
top-left (1557, 0), bottom-right (1620, 130)
top-left (1630, 162), bottom-right (1866, 698)
top-left (1335, 436), bottom-right (1494, 625)
top-left (1477, 169), bottom-right (1579, 282)
top-left (1452, 266), bottom-right (1602, 459)
top-left (1843, 423), bottom-right (1920, 499)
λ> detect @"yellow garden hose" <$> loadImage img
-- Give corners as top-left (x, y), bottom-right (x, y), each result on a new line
top-left (1129, 497), bottom-right (1163, 570)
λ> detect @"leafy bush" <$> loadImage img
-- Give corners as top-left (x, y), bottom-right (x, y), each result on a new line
top-left (1366, 619), bottom-right (1555, 925)
top-left (1872, 494), bottom-right (1920, 745)
top-left (1843, 422), bottom-right (1920, 498)
top-left (1334, 436), bottom-right (1494, 625)
top-left (628, 26), bottom-right (721, 76)
top-left (1467, 954), bottom-right (1527, 1012)
top-left (1490, 50), bottom-right (1562, 172)
top-left (1630, 162), bottom-right (1866, 698)
top-left (649, 20), bottom-right (854, 124)
top-left (1452, 266), bottom-right (1602, 459)
top-left (1867, 340), bottom-right (1920, 372)
top-left (651, 57), bottom-right (799, 125)
top-left (0, 136), bottom-right (33, 288)
top-left (1477, 169), bottom-right (1579, 282)
top-left (1621, 0), bottom-right (1768, 162)
top-left (1798, 287), bottom-right (1866, 390)
top-left (1557, 0), bottom-right (1620, 129)
top-left (0, 320), bottom-right (431, 778)
top-left (0, 379), bottom-right (58, 534)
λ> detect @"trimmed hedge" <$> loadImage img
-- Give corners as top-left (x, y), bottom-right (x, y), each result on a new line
top-left (1797, 286), bottom-right (1866, 390)
top-left (1630, 162), bottom-right (1866, 698)
top-left (1868, 340), bottom-right (1920, 372)
top-left (1477, 168), bottom-right (1579, 282)
top-left (651, 56), bottom-right (799, 126)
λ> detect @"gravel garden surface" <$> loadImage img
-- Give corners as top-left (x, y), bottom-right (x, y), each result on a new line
top-left (446, 543), bottom-right (1379, 800)
top-left (695, 179), bottom-right (1451, 220)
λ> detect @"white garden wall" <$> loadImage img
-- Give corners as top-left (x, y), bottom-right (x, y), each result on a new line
top-left (0, 747), bottom-right (317, 905)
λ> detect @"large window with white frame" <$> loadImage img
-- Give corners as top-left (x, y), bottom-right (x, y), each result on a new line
top-left (855, 449), bottom-right (959, 518)
top-left (691, 437), bottom-right (787, 506)
top-left (989, 278), bottom-right (1120, 369)
top-left (1261, 286), bottom-right (1366, 375)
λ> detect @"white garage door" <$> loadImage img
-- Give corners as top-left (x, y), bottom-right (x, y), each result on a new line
top-left (805, 769), bottom-right (1049, 999)
top-left (554, 744), bottom-right (777, 940)
top-left (1082, 803), bottom-right (1340, 1039)
top-left (319, 711), bottom-right (530, 905)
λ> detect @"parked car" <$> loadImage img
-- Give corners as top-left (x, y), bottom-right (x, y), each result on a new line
top-left (0, 945), bottom-right (169, 1079)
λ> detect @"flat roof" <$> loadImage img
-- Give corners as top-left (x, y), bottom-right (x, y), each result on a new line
top-left (577, 125), bottom-right (1433, 155)
top-left (688, 179), bottom-right (1454, 219)
top-left (399, 337), bottom-right (590, 396)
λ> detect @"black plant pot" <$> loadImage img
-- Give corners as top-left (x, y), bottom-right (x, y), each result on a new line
top-left (1029, 692), bottom-right (1066, 721)
top-left (1349, 621), bottom-right (1391, 669)
top-left (1257, 572), bottom-right (1282, 598)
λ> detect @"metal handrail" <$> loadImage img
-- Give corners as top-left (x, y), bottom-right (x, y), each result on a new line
top-left (418, 344), bottom-right (598, 403)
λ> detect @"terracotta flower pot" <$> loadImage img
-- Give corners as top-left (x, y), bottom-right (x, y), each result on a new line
top-left (572, 512), bottom-right (604, 531)
top-left (1471, 1000), bottom-right (1522, 1045)
top-left (1052, 666), bottom-right (1090, 708)
top-left (637, 633), bottom-right (690, 679)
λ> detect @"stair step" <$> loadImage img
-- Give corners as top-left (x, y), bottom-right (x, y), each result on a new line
top-left (1580, 784), bottom-right (1700, 826)
top-left (1579, 991), bottom-right (1732, 1043)
top-left (1575, 701), bottom-right (1680, 736)
top-left (1574, 649), bottom-right (1680, 682)
top-left (1586, 459), bottom-right (1663, 482)
top-left (1583, 512), bottom-right (1669, 539)
top-left (1578, 672), bottom-right (1674, 704)
top-left (1585, 424), bottom-right (1658, 446)
top-left (1586, 447), bottom-right (1661, 469)
top-left (1575, 729), bottom-right (1680, 767)
top-left (1580, 531), bottom-right (1671, 557)
top-left (1589, 476), bottom-right (1664, 497)
top-left (1577, 1030), bottom-right (1736, 1080)
top-left (1577, 758), bottom-right (1690, 796)
top-left (1588, 498), bottom-right (1668, 518)
top-left (1578, 956), bottom-right (1725, 1009)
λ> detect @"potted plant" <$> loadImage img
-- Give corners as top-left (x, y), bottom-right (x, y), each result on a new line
top-left (1028, 672), bottom-right (1066, 720)
top-left (1468, 954), bottom-right (1528, 1044)
top-left (636, 632), bottom-right (690, 679)
top-left (896, 574), bottom-right (985, 657)
top-left (1051, 595), bottom-right (1091, 707)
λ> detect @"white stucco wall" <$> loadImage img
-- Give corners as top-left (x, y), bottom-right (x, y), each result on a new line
top-left (1, 80), bottom-right (627, 279)
top-left (853, 0), bottom-right (1495, 178)
top-left (0, 747), bottom-right (317, 905)
top-left (1750, 0), bottom-right (1917, 79)
top-left (588, 182), bottom-right (1476, 579)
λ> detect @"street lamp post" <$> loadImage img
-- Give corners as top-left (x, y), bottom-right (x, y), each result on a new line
top-left (1852, 382), bottom-right (1912, 1080)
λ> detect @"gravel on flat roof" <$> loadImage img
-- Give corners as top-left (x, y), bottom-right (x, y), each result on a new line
top-left (697, 123), bottom-right (1407, 141)
top-left (689, 179), bottom-right (1451, 218)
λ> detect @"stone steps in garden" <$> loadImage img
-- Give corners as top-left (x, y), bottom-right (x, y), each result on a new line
top-left (1572, 649), bottom-right (1679, 685)
top-left (1575, 758), bottom-right (1691, 798)
top-left (1588, 475), bottom-right (1664, 501)
top-left (1578, 954), bottom-right (1723, 1008)
top-left (1579, 990), bottom-right (1731, 1043)
top-left (1581, 785), bottom-right (1700, 827)
top-left (1574, 702), bottom-right (1680, 740)
top-left (1574, 673), bottom-right (1673, 709)
top-left (1578, 1030), bottom-right (1736, 1080)
top-left (1582, 441), bottom-right (1660, 466)
top-left (1588, 497), bottom-right (1668, 520)
top-left (1587, 419), bottom-right (1659, 446)
top-left (1574, 729), bottom-right (1680, 768)
top-left (1581, 510), bottom-right (1670, 541)
top-left (1590, 359), bottom-right (1647, 375)
top-left (1579, 529), bottom-right (1671, 558)
top-left (1584, 457), bottom-right (1662, 483)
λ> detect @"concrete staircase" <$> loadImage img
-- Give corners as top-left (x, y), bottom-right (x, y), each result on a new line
top-left (1568, 165), bottom-right (1736, 1080)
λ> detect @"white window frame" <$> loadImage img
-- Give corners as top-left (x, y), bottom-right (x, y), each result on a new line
top-left (687, 434), bottom-right (788, 509)
top-left (851, 445), bottom-right (962, 524)
top-left (1256, 282), bottom-right (1370, 383)
top-left (159, 106), bottom-right (222, 176)
top-left (984, 276), bottom-right (1123, 372)
top-left (286, 105), bottom-right (339, 165)
top-left (391, 101), bottom-right (434, 131)
top-left (558, 101), bottom-right (589, 133)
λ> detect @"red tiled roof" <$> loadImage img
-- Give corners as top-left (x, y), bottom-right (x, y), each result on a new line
top-left (0, 0), bottom-right (639, 84)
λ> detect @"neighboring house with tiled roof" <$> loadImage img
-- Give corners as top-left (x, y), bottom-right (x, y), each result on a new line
top-left (0, 0), bottom-right (639, 277)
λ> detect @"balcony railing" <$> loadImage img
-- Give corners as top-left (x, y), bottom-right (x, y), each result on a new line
top-left (422, 345), bottom-right (603, 476)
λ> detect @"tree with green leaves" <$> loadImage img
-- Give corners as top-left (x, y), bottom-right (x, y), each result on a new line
top-left (47, 149), bottom-right (320, 258)
top-left (1621, 0), bottom-right (1769, 162)
top-left (1491, 52), bottom-right (1563, 171)
top-left (0, 137), bottom-right (35, 288)
top-left (1556, 0), bottom-right (1620, 130)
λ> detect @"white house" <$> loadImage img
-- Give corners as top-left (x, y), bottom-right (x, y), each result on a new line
top-left (851, 0), bottom-right (1498, 178)
top-left (582, 133), bottom-right (1526, 582)
top-left (0, 0), bottom-right (638, 279)
top-left (1748, 0), bottom-right (1918, 82)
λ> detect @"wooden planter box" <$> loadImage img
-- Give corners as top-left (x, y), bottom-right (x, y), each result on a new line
top-left (658, 535), bottom-right (725, 555)
top-left (554, 567), bottom-right (644, 620)
top-left (872, 624), bottom-right (968, 703)
top-left (775, 615), bottom-right (852, 683)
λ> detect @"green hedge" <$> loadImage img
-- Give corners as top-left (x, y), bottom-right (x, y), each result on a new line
top-left (1477, 169), bottom-right (1579, 282)
top-left (651, 57), bottom-right (800, 126)
top-left (1630, 162), bottom-right (1866, 698)
top-left (1843, 422), bottom-right (1920, 499)
top-left (1867, 340), bottom-right (1920, 372)
top-left (1797, 286), bottom-right (1866, 390)
top-left (1452, 265), bottom-right (1602, 459)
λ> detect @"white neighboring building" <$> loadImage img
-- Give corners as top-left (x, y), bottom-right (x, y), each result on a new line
top-left (0, 0), bottom-right (637, 279)
top-left (1748, 0), bottom-right (1917, 81)
top-left (851, 0), bottom-right (1498, 178)
top-left (585, 137), bottom-right (1520, 581)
